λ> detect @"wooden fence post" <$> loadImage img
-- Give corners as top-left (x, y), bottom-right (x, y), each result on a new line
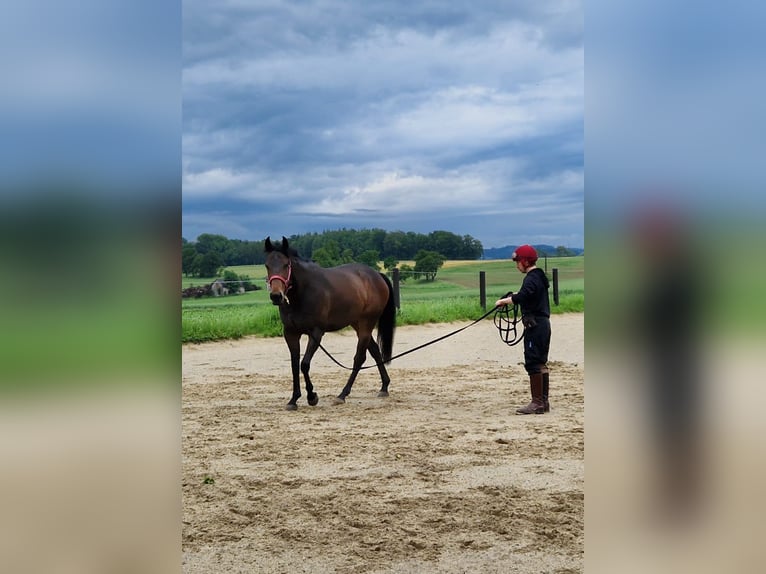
top-left (552, 268), bottom-right (559, 306)
top-left (479, 271), bottom-right (486, 310)
top-left (392, 268), bottom-right (400, 310)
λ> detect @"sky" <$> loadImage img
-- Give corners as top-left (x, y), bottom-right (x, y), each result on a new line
top-left (1, 1), bottom-right (179, 192)
top-left (182, 1), bottom-right (583, 250)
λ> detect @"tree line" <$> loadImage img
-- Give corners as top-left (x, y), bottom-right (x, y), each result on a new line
top-left (182, 228), bottom-right (483, 278)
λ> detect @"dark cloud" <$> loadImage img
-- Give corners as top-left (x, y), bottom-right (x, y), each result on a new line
top-left (183, 0), bottom-right (583, 248)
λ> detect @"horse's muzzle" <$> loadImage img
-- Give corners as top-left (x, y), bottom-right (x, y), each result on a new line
top-left (270, 292), bottom-right (289, 305)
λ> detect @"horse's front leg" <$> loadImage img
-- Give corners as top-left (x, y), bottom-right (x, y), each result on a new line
top-left (284, 331), bottom-right (302, 411)
top-left (334, 334), bottom-right (370, 404)
top-left (301, 328), bottom-right (324, 406)
top-left (367, 339), bottom-right (391, 397)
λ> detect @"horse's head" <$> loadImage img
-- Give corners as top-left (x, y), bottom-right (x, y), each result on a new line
top-left (264, 236), bottom-right (293, 305)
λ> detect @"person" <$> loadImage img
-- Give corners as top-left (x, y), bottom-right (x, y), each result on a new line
top-left (628, 201), bottom-right (705, 521)
top-left (494, 245), bottom-right (551, 414)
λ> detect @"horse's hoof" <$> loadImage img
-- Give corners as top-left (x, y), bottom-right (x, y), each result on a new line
top-left (307, 393), bottom-right (319, 406)
top-left (332, 396), bottom-right (346, 405)
top-left (285, 403), bottom-right (298, 411)
top-left (377, 391), bottom-right (389, 398)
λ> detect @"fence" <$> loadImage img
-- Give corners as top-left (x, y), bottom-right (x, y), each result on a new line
top-left (389, 267), bottom-right (561, 311)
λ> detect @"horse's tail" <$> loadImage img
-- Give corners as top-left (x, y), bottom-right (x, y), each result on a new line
top-left (377, 272), bottom-right (396, 363)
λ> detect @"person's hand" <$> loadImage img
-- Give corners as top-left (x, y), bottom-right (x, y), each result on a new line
top-left (495, 295), bottom-right (512, 307)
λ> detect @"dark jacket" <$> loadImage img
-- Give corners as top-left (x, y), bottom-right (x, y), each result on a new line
top-left (513, 268), bottom-right (550, 318)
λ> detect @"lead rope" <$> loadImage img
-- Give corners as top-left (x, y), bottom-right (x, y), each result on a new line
top-left (311, 298), bottom-right (524, 370)
top-left (493, 301), bottom-right (525, 346)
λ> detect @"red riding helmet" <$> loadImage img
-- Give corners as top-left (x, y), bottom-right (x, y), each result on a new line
top-left (512, 244), bottom-right (538, 264)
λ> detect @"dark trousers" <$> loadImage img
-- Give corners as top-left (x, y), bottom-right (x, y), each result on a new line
top-left (523, 317), bottom-right (551, 375)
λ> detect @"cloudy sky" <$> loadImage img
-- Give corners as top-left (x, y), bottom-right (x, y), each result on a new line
top-left (182, 1), bottom-right (583, 250)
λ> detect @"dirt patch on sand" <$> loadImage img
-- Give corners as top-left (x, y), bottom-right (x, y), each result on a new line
top-left (182, 314), bottom-right (583, 573)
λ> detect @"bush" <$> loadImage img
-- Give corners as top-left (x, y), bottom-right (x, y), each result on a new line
top-left (221, 270), bottom-right (259, 293)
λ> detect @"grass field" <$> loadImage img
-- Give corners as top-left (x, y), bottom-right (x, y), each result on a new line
top-left (182, 257), bottom-right (584, 343)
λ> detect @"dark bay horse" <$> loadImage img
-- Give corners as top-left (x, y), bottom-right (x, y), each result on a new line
top-left (264, 236), bottom-right (396, 410)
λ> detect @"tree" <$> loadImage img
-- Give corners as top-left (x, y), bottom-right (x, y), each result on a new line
top-left (413, 250), bottom-right (446, 281)
top-left (460, 234), bottom-right (484, 259)
top-left (182, 244), bottom-right (199, 276)
top-left (383, 256), bottom-right (398, 271)
top-left (181, 229), bottom-right (484, 278)
top-left (427, 230), bottom-right (460, 258)
top-left (221, 269), bottom-right (257, 292)
top-left (198, 251), bottom-right (223, 277)
top-left (196, 233), bottom-right (233, 259)
top-left (312, 240), bottom-right (343, 267)
top-left (398, 263), bottom-right (414, 282)
top-left (382, 231), bottom-right (405, 258)
top-left (357, 250), bottom-right (381, 270)
top-left (312, 247), bottom-right (336, 268)
top-left (340, 248), bottom-right (354, 264)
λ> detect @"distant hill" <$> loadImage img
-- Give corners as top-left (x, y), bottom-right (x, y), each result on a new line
top-left (482, 244), bottom-right (584, 259)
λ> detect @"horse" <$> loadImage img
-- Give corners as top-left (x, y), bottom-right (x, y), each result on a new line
top-left (264, 236), bottom-right (396, 410)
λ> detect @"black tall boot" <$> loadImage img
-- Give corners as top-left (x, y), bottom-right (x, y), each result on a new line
top-left (542, 369), bottom-right (550, 412)
top-left (516, 373), bottom-right (546, 415)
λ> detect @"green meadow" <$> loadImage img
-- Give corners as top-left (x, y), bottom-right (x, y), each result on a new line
top-left (182, 257), bottom-right (584, 343)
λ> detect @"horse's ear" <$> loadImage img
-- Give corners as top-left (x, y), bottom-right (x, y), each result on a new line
top-left (281, 236), bottom-right (289, 251)
top-left (264, 236), bottom-right (273, 252)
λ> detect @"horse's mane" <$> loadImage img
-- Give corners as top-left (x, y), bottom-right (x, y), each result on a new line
top-left (279, 243), bottom-right (313, 264)
top-left (268, 237), bottom-right (317, 266)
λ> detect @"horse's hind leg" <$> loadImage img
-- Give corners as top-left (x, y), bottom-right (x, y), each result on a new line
top-left (367, 339), bottom-right (391, 397)
top-left (334, 333), bottom-right (371, 404)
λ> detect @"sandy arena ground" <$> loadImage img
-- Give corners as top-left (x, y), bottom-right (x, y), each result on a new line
top-left (182, 313), bottom-right (584, 573)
